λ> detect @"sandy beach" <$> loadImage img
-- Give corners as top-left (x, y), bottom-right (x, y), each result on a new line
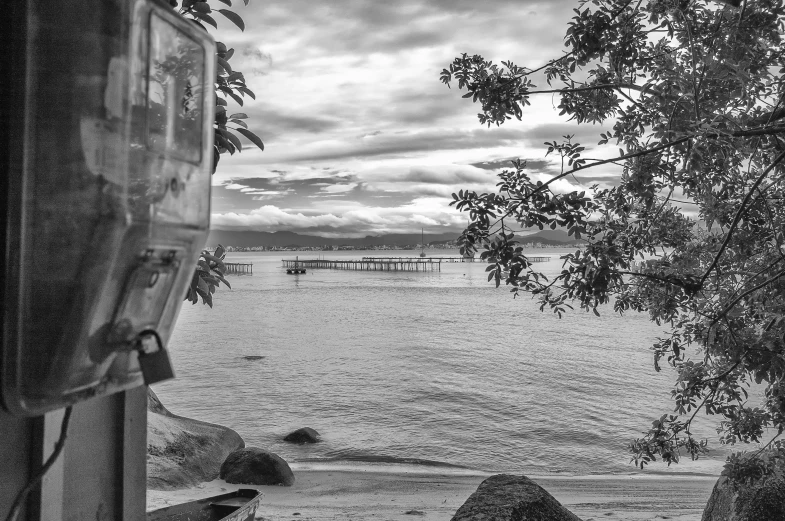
top-left (147, 469), bottom-right (717, 521)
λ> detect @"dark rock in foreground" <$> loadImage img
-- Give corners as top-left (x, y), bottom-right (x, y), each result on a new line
top-left (284, 427), bottom-right (321, 444)
top-left (702, 470), bottom-right (785, 520)
top-left (220, 447), bottom-right (295, 486)
top-left (147, 388), bottom-right (245, 490)
top-left (451, 474), bottom-right (582, 521)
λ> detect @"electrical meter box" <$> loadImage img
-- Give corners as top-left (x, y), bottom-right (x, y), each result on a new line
top-left (1, 0), bottom-right (216, 415)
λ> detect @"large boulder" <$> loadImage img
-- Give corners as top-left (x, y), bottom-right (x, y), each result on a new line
top-left (702, 472), bottom-right (785, 520)
top-left (451, 474), bottom-right (582, 521)
top-left (146, 388), bottom-right (245, 490)
top-left (220, 447), bottom-right (295, 486)
top-left (283, 427), bottom-right (321, 444)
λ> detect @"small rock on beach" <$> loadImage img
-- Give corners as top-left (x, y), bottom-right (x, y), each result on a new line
top-left (451, 474), bottom-right (583, 521)
top-left (220, 447), bottom-right (295, 486)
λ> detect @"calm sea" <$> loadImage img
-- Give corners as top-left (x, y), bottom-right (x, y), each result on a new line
top-left (154, 249), bottom-right (738, 477)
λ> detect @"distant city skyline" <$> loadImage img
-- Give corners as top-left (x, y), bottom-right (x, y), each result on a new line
top-left (210, 0), bottom-right (622, 238)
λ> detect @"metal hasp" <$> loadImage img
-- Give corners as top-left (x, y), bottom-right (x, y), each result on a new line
top-left (1, 0), bottom-right (216, 416)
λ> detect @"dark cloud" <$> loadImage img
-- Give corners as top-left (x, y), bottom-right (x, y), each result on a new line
top-left (242, 0), bottom-right (577, 63)
top-left (523, 123), bottom-right (607, 147)
top-left (471, 158), bottom-right (554, 171)
top-left (291, 126), bottom-right (529, 163)
top-left (254, 105), bottom-right (342, 134)
top-left (239, 46), bottom-right (274, 76)
top-left (402, 167), bottom-right (492, 185)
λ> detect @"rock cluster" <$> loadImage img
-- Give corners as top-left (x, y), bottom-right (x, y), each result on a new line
top-left (451, 474), bottom-right (582, 521)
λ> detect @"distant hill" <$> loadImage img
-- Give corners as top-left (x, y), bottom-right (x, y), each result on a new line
top-left (519, 229), bottom-right (585, 246)
top-left (206, 230), bottom-right (459, 248)
top-left (206, 228), bottom-right (584, 249)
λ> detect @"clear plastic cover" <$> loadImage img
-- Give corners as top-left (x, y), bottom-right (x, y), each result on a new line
top-left (2, 0), bottom-right (215, 415)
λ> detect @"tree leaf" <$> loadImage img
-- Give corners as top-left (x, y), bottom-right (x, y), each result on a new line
top-left (219, 87), bottom-right (244, 106)
top-left (216, 56), bottom-right (233, 75)
top-left (238, 86), bottom-right (256, 99)
top-left (216, 9), bottom-right (245, 31)
top-left (192, 2), bottom-right (211, 13)
top-left (217, 128), bottom-right (242, 152)
top-left (235, 127), bottom-right (265, 151)
top-left (190, 11), bottom-right (217, 29)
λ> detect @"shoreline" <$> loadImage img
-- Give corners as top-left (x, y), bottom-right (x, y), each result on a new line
top-left (147, 467), bottom-right (717, 521)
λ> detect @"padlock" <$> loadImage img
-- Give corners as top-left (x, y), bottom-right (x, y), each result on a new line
top-left (136, 330), bottom-right (175, 385)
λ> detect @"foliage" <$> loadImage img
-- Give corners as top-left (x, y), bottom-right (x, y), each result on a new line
top-left (169, 0), bottom-right (262, 305)
top-left (442, 0), bottom-right (785, 483)
top-left (171, 0), bottom-right (264, 172)
top-left (185, 245), bottom-right (231, 308)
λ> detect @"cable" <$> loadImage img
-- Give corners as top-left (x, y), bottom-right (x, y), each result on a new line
top-left (4, 406), bottom-right (73, 521)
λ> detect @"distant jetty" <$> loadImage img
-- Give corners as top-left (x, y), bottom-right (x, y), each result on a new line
top-left (361, 256), bottom-right (551, 263)
top-left (225, 262), bottom-right (253, 275)
top-left (282, 258), bottom-right (442, 272)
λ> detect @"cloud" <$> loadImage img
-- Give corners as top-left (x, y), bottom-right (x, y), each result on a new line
top-left (470, 157), bottom-right (555, 171)
top-left (206, 0), bottom-right (605, 236)
top-left (211, 196), bottom-right (467, 237)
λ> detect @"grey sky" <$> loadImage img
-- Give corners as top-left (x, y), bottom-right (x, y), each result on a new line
top-left (211, 0), bottom-right (615, 237)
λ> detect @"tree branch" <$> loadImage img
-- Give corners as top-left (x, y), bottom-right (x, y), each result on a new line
top-left (527, 137), bottom-right (693, 199)
top-left (710, 266), bottom-right (785, 327)
top-left (700, 149), bottom-right (785, 286)
top-left (748, 107), bottom-right (785, 127)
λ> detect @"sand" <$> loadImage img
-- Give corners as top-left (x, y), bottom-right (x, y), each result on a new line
top-left (147, 468), bottom-right (717, 521)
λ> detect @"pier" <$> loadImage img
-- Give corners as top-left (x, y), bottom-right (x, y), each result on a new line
top-left (224, 262), bottom-right (253, 275)
top-left (362, 256), bottom-right (474, 263)
top-left (282, 258), bottom-right (441, 272)
top-left (361, 256), bottom-right (552, 263)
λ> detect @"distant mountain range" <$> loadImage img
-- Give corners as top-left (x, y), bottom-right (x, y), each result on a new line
top-left (206, 229), bottom-right (584, 248)
top-left (520, 229), bottom-right (586, 245)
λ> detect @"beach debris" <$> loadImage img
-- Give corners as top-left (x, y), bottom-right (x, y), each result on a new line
top-left (283, 427), bottom-right (321, 444)
top-left (451, 474), bottom-right (583, 521)
top-left (220, 447), bottom-right (295, 486)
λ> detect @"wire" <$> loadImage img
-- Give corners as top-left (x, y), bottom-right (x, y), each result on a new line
top-left (4, 406), bottom-right (73, 521)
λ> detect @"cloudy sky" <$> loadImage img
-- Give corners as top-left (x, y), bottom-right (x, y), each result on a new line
top-left (209, 0), bottom-right (615, 238)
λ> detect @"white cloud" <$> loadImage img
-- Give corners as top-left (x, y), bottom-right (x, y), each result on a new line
top-left (207, 0), bottom-right (596, 236)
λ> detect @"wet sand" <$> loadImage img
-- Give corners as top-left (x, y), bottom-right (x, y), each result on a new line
top-left (147, 469), bottom-right (717, 520)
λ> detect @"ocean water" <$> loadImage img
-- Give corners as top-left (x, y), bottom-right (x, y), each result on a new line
top-left (154, 249), bottom-right (739, 478)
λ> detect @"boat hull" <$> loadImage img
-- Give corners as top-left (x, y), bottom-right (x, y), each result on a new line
top-left (147, 488), bottom-right (262, 521)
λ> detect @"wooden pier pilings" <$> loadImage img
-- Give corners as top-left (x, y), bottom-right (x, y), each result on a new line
top-left (224, 262), bottom-right (253, 275)
top-left (282, 258), bottom-right (441, 272)
top-left (361, 256), bottom-right (552, 263)
top-left (362, 256), bottom-right (473, 263)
